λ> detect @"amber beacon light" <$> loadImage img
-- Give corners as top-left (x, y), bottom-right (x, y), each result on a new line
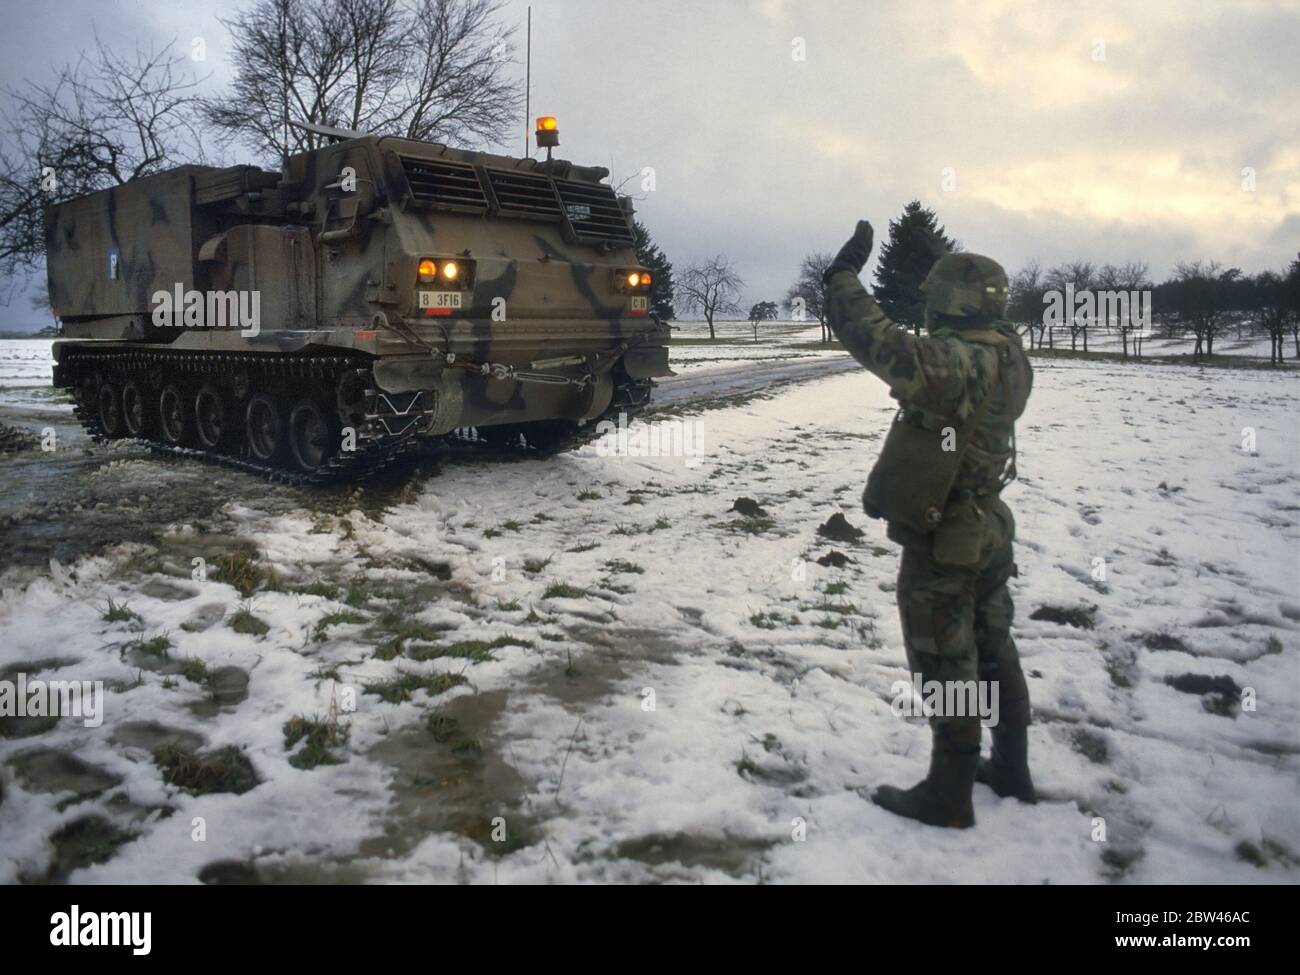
top-left (535, 115), bottom-right (559, 152)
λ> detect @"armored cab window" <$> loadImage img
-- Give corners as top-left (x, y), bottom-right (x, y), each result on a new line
top-left (397, 156), bottom-right (489, 214)
top-left (553, 179), bottom-right (635, 247)
top-left (483, 169), bottom-right (561, 221)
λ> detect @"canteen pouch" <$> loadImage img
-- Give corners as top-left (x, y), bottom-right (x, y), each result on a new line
top-left (931, 498), bottom-right (986, 567)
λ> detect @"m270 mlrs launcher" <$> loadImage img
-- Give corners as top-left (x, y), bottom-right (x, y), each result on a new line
top-left (45, 118), bottom-right (671, 482)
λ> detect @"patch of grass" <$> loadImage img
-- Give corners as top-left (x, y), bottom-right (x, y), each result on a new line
top-left (212, 551), bottom-right (277, 597)
top-left (543, 581), bottom-right (588, 600)
top-left (723, 515), bottom-right (775, 535)
top-left (1105, 659), bottom-right (1133, 689)
top-left (577, 489), bottom-right (602, 501)
top-left (108, 671), bottom-right (146, 693)
top-left (314, 610), bottom-right (369, 642)
top-left (604, 558), bottom-right (644, 575)
top-left (402, 557), bottom-right (452, 579)
top-left (155, 744), bottom-right (258, 795)
top-left (502, 520), bottom-right (523, 532)
top-left (227, 608), bottom-right (270, 637)
top-left (363, 671), bottom-right (468, 704)
top-left (176, 658), bottom-right (210, 685)
top-left (343, 584), bottom-right (371, 608)
top-left (101, 599), bottom-right (140, 624)
top-left (567, 541), bottom-right (599, 553)
top-left (373, 636), bottom-right (405, 661)
top-left (295, 580), bottom-right (341, 600)
top-left (523, 556), bottom-right (553, 575)
top-left (1071, 728), bottom-right (1109, 764)
top-left (822, 581), bottom-right (849, 596)
top-left (750, 611), bottom-right (797, 630)
top-left (126, 634), bottom-right (172, 658)
top-left (1143, 632), bottom-right (1190, 653)
top-left (283, 715), bottom-right (349, 770)
top-left (497, 598), bottom-right (522, 612)
top-left (451, 737), bottom-right (482, 759)
top-left (1100, 846), bottom-right (1144, 878)
top-left (426, 710), bottom-right (459, 742)
top-left (531, 512), bottom-right (552, 524)
top-left (1265, 634), bottom-right (1284, 655)
top-left (407, 636), bottom-right (532, 663)
top-left (802, 597), bottom-right (858, 617)
top-left (1030, 604), bottom-right (1097, 629)
top-left (48, 816), bottom-right (137, 874)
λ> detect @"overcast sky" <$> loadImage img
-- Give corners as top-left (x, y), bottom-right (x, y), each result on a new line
top-left (3, 0), bottom-right (1298, 328)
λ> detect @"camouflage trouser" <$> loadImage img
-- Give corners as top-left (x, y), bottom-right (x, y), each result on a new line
top-left (889, 497), bottom-right (1031, 753)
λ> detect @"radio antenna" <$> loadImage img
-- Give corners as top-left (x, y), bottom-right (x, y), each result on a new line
top-left (524, 5), bottom-right (531, 158)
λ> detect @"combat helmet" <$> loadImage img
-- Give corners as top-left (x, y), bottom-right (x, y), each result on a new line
top-left (921, 253), bottom-right (1009, 323)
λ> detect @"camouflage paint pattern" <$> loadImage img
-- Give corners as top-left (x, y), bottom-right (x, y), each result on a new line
top-left (46, 135), bottom-right (670, 432)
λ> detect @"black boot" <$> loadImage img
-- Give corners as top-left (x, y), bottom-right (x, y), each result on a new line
top-left (976, 723), bottom-right (1036, 803)
top-left (872, 745), bottom-right (977, 829)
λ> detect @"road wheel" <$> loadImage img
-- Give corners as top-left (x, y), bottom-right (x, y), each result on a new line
top-left (159, 385), bottom-right (193, 446)
top-left (194, 384), bottom-right (229, 450)
top-left (245, 393), bottom-right (285, 464)
top-left (97, 382), bottom-right (123, 438)
top-left (287, 399), bottom-right (339, 472)
top-left (121, 380), bottom-right (152, 438)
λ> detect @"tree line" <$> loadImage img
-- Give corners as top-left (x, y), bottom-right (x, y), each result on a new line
top-left (723, 200), bottom-right (1300, 365)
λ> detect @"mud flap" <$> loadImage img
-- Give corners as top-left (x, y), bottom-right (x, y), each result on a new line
top-left (622, 345), bottom-right (672, 379)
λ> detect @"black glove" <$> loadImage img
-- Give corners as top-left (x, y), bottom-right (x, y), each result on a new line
top-left (824, 220), bottom-right (874, 284)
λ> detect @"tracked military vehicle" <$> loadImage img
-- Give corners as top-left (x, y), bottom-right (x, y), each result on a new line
top-left (46, 119), bottom-right (671, 482)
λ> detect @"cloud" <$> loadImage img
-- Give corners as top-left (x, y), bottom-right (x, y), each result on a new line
top-left (1, 0), bottom-right (1296, 327)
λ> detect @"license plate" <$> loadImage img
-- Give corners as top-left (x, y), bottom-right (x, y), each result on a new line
top-left (418, 291), bottom-right (462, 310)
top-left (630, 296), bottom-right (648, 316)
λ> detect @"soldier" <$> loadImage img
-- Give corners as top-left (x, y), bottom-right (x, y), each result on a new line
top-left (822, 220), bottom-right (1036, 828)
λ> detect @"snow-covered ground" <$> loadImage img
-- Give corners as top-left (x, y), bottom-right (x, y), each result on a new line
top-left (1, 347), bottom-right (1296, 884)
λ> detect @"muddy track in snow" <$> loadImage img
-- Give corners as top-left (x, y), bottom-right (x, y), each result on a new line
top-left (0, 356), bottom-right (857, 575)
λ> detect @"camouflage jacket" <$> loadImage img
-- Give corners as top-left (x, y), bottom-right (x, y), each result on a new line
top-left (825, 269), bottom-right (1032, 496)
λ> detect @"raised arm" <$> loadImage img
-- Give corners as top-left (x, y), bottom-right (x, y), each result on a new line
top-left (823, 221), bottom-right (974, 418)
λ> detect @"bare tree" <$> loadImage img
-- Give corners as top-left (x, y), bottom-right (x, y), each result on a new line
top-left (1286, 254), bottom-right (1300, 358)
top-left (783, 250), bottom-right (833, 342)
top-left (1168, 260), bottom-right (1239, 360)
top-left (679, 256), bottom-right (744, 339)
top-left (1254, 270), bottom-right (1289, 365)
top-left (1044, 260), bottom-right (1096, 351)
top-left (205, 0), bottom-right (521, 166)
top-left (1096, 261), bottom-right (1151, 357)
top-left (0, 36), bottom-right (203, 290)
top-left (1007, 260), bottom-right (1044, 348)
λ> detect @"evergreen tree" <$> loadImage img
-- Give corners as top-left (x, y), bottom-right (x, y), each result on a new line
top-left (871, 201), bottom-right (954, 333)
top-left (633, 221), bottom-right (676, 320)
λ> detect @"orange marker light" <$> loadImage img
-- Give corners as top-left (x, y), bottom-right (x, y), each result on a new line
top-left (537, 116), bottom-right (558, 131)
top-left (418, 259), bottom-right (437, 278)
top-left (641, 273), bottom-right (652, 286)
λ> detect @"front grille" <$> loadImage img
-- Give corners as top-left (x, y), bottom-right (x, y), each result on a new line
top-left (399, 156), bottom-right (488, 213)
top-left (485, 169), bottom-right (560, 220)
top-left (554, 179), bottom-right (635, 245)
